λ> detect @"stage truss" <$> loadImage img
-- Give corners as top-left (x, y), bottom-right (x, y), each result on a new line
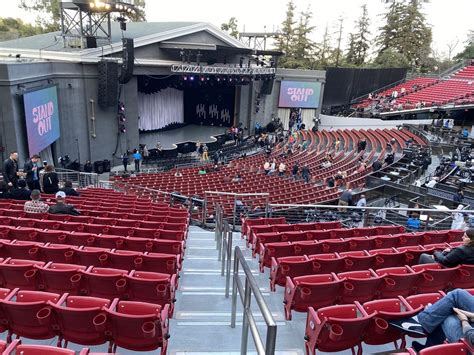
top-left (171, 64), bottom-right (276, 76)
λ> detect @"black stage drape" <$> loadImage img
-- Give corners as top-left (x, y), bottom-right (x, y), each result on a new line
top-left (184, 86), bottom-right (235, 127)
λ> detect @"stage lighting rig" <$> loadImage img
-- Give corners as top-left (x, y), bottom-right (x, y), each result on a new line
top-left (60, 0), bottom-right (137, 48)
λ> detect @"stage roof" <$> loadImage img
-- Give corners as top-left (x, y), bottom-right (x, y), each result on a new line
top-left (0, 22), bottom-right (251, 62)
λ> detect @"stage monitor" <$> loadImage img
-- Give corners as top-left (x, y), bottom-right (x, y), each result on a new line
top-left (278, 80), bottom-right (321, 109)
top-left (23, 85), bottom-right (61, 156)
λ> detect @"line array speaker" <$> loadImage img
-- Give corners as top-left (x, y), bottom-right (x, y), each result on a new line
top-left (98, 60), bottom-right (118, 109)
top-left (118, 38), bottom-right (134, 84)
top-left (261, 79), bottom-right (274, 95)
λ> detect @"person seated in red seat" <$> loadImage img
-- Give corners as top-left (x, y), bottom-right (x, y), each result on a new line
top-left (60, 180), bottom-right (80, 197)
top-left (49, 191), bottom-right (80, 216)
top-left (390, 289), bottom-right (474, 352)
top-left (418, 229), bottom-right (474, 266)
top-left (23, 189), bottom-right (49, 214)
top-left (10, 179), bottom-right (31, 201)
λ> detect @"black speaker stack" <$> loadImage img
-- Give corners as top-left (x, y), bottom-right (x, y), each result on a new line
top-left (119, 38), bottom-right (134, 84)
top-left (261, 79), bottom-right (274, 95)
top-left (98, 60), bottom-right (119, 109)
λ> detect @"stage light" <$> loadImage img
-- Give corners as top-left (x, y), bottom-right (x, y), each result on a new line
top-left (229, 77), bottom-right (233, 82)
top-left (105, 3), bottom-right (111, 10)
top-left (90, 2), bottom-right (95, 8)
top-left (183, 75), bottom-right (188, 81)
top-left (190, 76), bottom-right (195, 81)
top-left (200, 75), bottom-right (205, 82)
top-left (216, 76), bottom-right (220, 82)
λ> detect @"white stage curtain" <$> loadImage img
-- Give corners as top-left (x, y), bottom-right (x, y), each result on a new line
top-left (138, 88), bottom-right (184, 131)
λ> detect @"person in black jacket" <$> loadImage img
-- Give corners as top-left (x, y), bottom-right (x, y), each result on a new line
top-left (418, 228), bottom-right (474, 266)
top-left (23, 154), bottom-right (43, 191)
top-left (2, 151), bottom-right (19, 188)
top-left (83, 160), bottom-right (93, 173)
top-left (10, 179), bottom-right (31, 200)
top-left (49, 191), bottom-right (80, 215)
top-left (0, 181), bottom-right (11, 199)
top-left (42, 165), bottom-right (60, 194)
top-left (60, 181), bottom-right (80, 196)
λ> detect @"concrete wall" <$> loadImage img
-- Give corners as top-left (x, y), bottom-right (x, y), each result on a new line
top-left (0, 61), bottom-right (139, 166)
top-left (319, 114), bottom-right (432, 129)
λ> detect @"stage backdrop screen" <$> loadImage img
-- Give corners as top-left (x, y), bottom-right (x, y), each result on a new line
top-left (23, 86), bottom-right (60, 156)
top-left (278, 81), bottom-right (321, 108)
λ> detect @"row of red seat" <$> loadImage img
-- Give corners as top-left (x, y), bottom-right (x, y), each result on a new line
top-left (0, 200), bottom-right (188, 219)
top-left (0, 260), bottom-right (176, 315)
top-left (304, 291), bottom-right (453, 354)
top-left (0, 217), bottom-right (186, 240)
top-left (0, 288), bottom-right (169, 354)
top-left (0, 241), bottom-right (180, 275)
top-left (259, 230), bottom-right (463, 270)
top-left (285, 262), bottom-right (474, 320)
top-left (270, 241), bottom-right (463, 290)
top-left (0, 212), bottom-right (187, 228)
top-left (0, 340), bottom-right (102, 355)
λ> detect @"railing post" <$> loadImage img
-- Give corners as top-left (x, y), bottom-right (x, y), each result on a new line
top-left (240, 277), bottom-right (251, 355)
top-left (232, 197), bottom-right (237, 232)
top-left (225, 229), bottom-right (233, 298)
top-left (230, 247), bottom-right (239, 328)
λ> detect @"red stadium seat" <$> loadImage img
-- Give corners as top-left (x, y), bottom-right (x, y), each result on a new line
top-left (52, 295), bottom-right (111, 347)
top-left (79, 267), bottom-right (128, 299)
top-left (105, 300), bottom-right (169, 353)
top-left (0, 290), bottom-right (61, 342)
top-left (35, 263), bottom-right (87, 294)
top-left (337, 270), bottom-right (384, 304)
top-left (304, 304), bottom-right (374, 355)
top-left (284, 274), bottom-right (343, 320)
top-left (0, 259), bottom-right (45, 290)
top-left (375, 266), bottom-right (422, 298)
top-left (359, 298), bottom-right (420, 348)
top-left (410, 263), bottom-right (459, 293)
top-left (418, 342), bottom-right (470, 354)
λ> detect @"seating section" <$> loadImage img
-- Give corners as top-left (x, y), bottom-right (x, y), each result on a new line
top-left (113, 128), bottom-right (424, 217)
top-left (0, 288), bottom-right (168, 353)
top-left (353, 64), bottom-right (474, 111)
top-left (0, 189), bottom-right (188, 353)
top-left (304, 292), bottom-right (445, 355)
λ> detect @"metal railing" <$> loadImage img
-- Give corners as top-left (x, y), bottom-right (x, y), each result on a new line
top-left (266, 203), bottom-right (473, 231)
top-left (231, 246), bottom-right (277, 355)
top-left (204, 191), bottom-right (270, 229)
top-left (215, 204), bottom-right (234, 298)
top-left (53, 168), bottom-right (99, 188)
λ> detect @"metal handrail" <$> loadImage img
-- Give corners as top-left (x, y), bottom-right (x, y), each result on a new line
top-left (221, 220), bottom-right (233, 298)
top-left (231, 246), bottom-right (277, 355)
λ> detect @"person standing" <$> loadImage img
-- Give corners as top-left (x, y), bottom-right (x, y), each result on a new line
top-left (202, 144), bottom-right (209, 161)
top-left (2, 151), bottom-right (19, 188)
top-left (132, 149), bottom-right (142, 172)
top-left (121, 153), bottom-right (129, 172)
top-left (83, 160), bottom-right (93, 173)
top-left (24, 154), bottom-right (42, 191)
top-left (143, 145), bottom-right (149, 164)
top-left (301, 165), bottom-right (310, 183)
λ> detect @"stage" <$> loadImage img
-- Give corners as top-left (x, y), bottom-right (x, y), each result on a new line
top-left (139, 124), bottom-right (228, 150)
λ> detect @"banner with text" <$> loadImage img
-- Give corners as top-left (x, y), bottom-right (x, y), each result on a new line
top-left (278, 80), bottom-right (321, 109)
top-left (23, 86), bottom-right (60, 156)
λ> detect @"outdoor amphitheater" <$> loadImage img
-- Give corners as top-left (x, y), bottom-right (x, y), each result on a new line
top-left (0, 0), bottom-right (473, 354)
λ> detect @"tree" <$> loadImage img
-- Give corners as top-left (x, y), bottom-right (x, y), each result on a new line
top-left (313, 25), bottom-right (335, 68)
top-left (19, 0), bottom-right (60, 31)
top-left (372, 48), bottom-right (409, 68)
top-left (284, 7), bottom-right (316, 68)
top-left (275, 0), bottom-right (297, 68)
top-left (376, 0), bottom-right (432, 69)
top-left (19, 0), bottom-right (146, 32)
top-left (454, 30), bottom-right (474, 61)
top-left (345, 4), bottom-right (371, 66)
top-left (220, 17), bottom-right (239, 38)
top-left (0, 17), bottom-right (43, 41)
top-left (129, 0), bottom-right (146, 22)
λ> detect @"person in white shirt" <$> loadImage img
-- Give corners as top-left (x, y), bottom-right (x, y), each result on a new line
top-left (278, 162), bottom-right (286, 176)
top-left (356, 195), bottom-right (367, 213)
top-left (425, 177), bottom-right (438, 188)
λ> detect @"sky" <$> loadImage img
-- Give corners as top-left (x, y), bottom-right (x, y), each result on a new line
top-left (2, 0), bottom-right (473, 57)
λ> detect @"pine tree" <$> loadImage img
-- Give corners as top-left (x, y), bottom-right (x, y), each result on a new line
top-left (376, 0), bottom-right (432, 69)
top-left (220, 17), bottom-right (239, 38)
top-left (19, 0), bottom-right (61, 31)
top-left (286, 8), bottom-right (316, 68)
top-left (454, 30), bottom-right (474, 61)
top-left (313, 25), bottom-right (334, 68)
top-left (276, 0), bottom-right (297, 68)
top-left (346, 4), bottom-right (371, 66)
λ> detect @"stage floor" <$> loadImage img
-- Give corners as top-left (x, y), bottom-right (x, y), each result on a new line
top-left (139, 125), bottom-right (228, 149)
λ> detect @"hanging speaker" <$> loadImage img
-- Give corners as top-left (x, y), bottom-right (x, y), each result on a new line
top-left (86, 36), bottom-right (97, 48)
top-left (119, 38), bottom-right (134, 84)
top-left (98, 60), bottom-right (118, 109)
top-left (261, 79), bottom-right (274, 95)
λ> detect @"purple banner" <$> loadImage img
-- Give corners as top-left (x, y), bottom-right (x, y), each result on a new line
top-left (23, 86), bottom-right (60, 156)
top-left (278, 80), bottom-right (321, 108)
